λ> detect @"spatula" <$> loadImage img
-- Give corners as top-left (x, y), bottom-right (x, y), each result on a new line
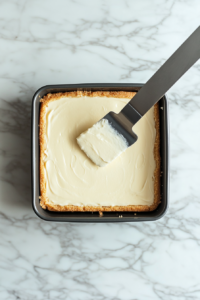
top-left (77, 26), bottom-right (200, 167)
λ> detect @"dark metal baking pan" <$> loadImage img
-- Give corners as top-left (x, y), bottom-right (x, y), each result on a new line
top-left (32, 83), bottom-right (169, 222)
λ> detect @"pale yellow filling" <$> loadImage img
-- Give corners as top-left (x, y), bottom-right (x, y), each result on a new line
top-left (77, 119), bottom-right (129, 167)
top-left (44, 96), bottom-right (156, 207)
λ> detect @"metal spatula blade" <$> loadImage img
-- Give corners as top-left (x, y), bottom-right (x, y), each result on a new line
top-left (77, 26), bottom-right (200, 167)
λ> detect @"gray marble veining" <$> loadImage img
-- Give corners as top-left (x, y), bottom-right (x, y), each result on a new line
top-left (1, 0), bottom-right (200, 299)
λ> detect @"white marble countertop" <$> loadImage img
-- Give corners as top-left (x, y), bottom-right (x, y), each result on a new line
top-left (1, 0), bottom-right (200, 299)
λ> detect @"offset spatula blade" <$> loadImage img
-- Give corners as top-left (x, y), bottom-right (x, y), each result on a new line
top-left (77, 26), bottom-right (200, 167)
top-left (103, 109), bottom-right (139, 147)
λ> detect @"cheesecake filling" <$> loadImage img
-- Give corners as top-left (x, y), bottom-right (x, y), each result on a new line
top-left (77, 119), bottom-right (129, 167)
top-left (44, 96), bottom-right (156, 207)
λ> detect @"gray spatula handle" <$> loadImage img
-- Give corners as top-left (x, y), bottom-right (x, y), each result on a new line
top-left (124, 26), bottom-right (200, 119)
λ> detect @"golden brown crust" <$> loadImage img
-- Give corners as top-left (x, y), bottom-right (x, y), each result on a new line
top-left (39, 90), bottom-right (161, 212)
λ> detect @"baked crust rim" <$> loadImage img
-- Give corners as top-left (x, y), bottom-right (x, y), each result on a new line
top-left (39, 90), bottom-right (161, 212)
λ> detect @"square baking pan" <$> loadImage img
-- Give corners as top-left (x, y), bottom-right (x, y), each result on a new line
top-left (32, 83), bottom-right (169, 222)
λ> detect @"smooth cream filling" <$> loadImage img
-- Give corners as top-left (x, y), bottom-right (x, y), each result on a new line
top-left (44, 96), bottom-right (156, 206)
top-left (77, 119), bottom-right (129, 167)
